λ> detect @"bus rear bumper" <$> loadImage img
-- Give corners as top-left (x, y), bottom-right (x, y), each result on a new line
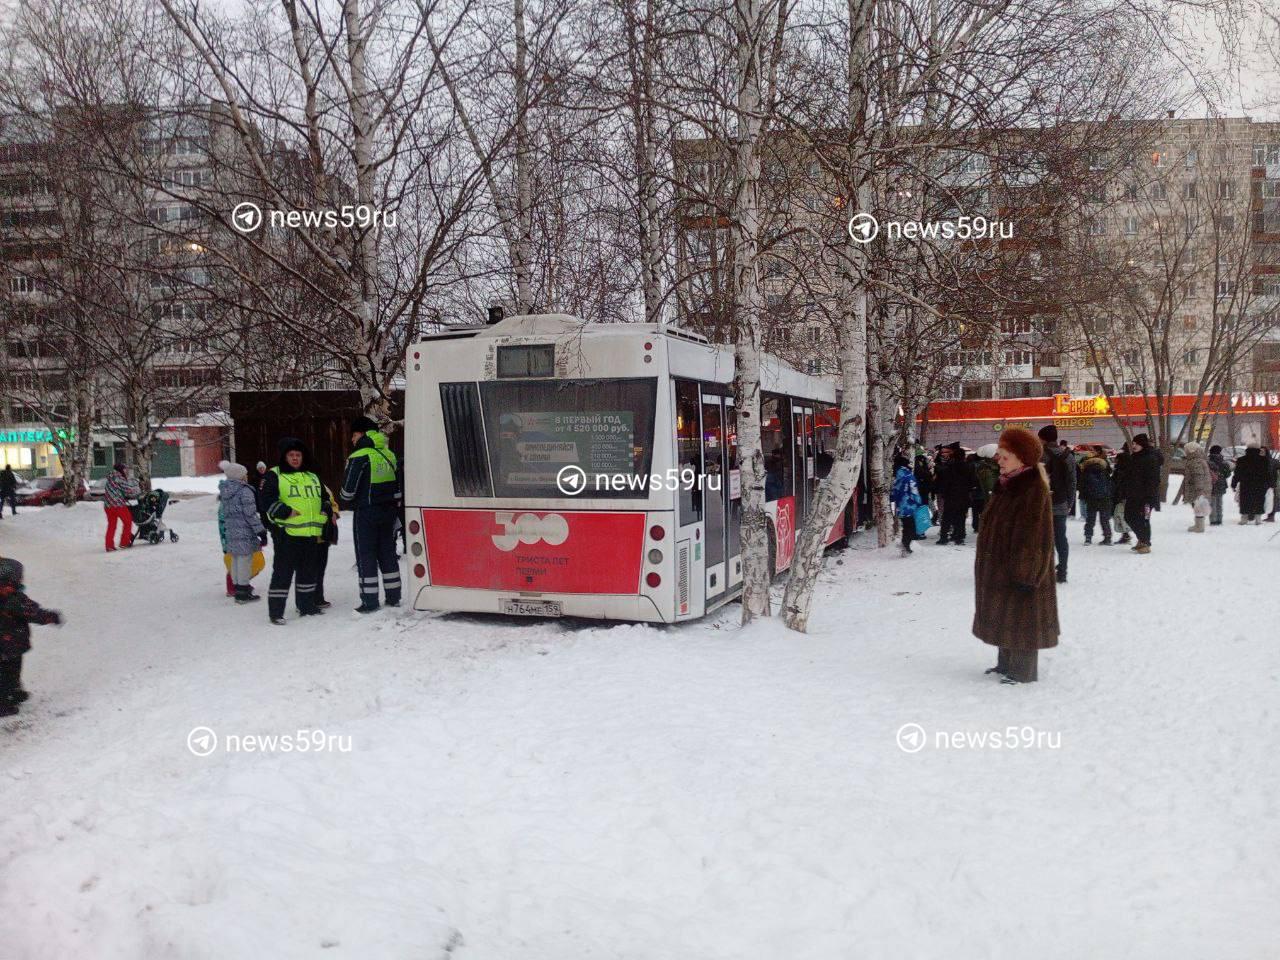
top-left (409, 585), bottom-right (672, 624)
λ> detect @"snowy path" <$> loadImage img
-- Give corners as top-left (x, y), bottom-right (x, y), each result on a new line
top-left (1, 490), bottom-right (1278, 959)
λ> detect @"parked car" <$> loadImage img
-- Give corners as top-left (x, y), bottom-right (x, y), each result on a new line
top-left (16, 476), bottom-right (89, 506)
top-left (87, 477), bottom-right (109, 501)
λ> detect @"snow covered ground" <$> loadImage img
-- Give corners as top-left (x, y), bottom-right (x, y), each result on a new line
top-left (1, 485), bottom-right (1278, 959)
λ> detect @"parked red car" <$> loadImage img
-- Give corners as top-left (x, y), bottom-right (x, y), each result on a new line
top-left (16, 476), bottom-right (89, 506)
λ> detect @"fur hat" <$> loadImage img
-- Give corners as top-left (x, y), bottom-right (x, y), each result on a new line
top-left (1183, 441), bottom-right (1203, 457)
top-left (998, 427), bottom-right (1043, 468)
top-left (1037, 424), bottom-right (1058, 443)
top-left (1209, 444), bottom-right (1222, 455)
top-left (219, 459), bottom-right (248, 481)
top-left (351, 415), bottom-right (378, 434)
top-left (1133, 433), bottom-right (1151, 449)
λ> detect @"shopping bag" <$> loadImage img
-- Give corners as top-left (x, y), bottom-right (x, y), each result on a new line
top-left (1193, 495), bottom-right (1210, 518)
top-left (224, 551), bottom-right (266, 579)
top-left (913, 503), bottom-right (933, 533)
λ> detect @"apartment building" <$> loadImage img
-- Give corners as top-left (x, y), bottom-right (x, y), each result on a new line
top-left (673, 116), bottom-right (1280, 445)
top-left (0, 105), bottom-right (242, 476)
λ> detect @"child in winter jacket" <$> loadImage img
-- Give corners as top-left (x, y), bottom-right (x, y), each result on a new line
top-left (218, 461), bottom-right (268, 603)
top-left (0, 557), bottom-right (62, 717)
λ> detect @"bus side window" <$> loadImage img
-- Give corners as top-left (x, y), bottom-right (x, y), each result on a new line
top-left (440, 382), bottom-right (493, 497)
top-left (675, 380), bottom-right (702, 524)
top-left (761, 395), bottom-right (793, 502)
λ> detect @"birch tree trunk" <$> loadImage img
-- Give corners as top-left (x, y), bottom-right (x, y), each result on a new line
top-left (733, 0), bottom-right (772, 622)
top-left (779, 0), bottom-right (874, 631)
top-left (513, 0), bottom-right (534, 314)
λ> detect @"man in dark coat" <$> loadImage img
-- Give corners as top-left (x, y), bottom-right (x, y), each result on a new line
top-left (913, 454), bottom-right (935, 526)
top-left (933, 442), bottom-right (975, 545)
top-left (1119, 433), bottom-right (1161, 553)
top-left (1231, 442), bottom-right (1270, 523)
top-left (1037, 425), bottom-right (1076, 582)
top-left (973, 427), bottom-right (1059, 684)
top-left (1207, 444), bottom-right (1232, 526)
top-left (1078, 445), bottom-right (1113, 545)
top-left (0, 465), bottom-right (18, 516)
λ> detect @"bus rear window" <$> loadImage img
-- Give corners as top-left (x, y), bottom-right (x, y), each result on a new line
top-left (479, 378), bottom-right (657, 498)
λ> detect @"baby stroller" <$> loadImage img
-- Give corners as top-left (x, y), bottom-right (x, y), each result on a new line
top-left (131, 489), bottom-right (179, 544)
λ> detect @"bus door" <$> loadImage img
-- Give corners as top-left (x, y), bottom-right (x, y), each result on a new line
top-left (725, 398), bottom-right (742, 589)
top-left (792, 403), bottom-right (815, 521)
top-left (702, 393), bottom-right (729, 601)
top-left (674, 380), bottom-right (705, 618)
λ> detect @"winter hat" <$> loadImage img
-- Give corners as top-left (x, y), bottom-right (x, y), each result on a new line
top-left (1037, 424), bottom-right (1058, 444)
top-left (256, 460), bottom-right (267, 472)
top-left (976, 443), bottom-right (998, 458)
top-left (1133, 433), bottom-right (1151, 449)
top-left (893, 453), bottom-right (910, 471)
top-left (276, 436), bottom-right (310, 471)
top-left (946, 441), bottom-right (964, 453)
top-left (1209, 444), bottom-right (1222, 455)
top-left (219, 459), bottom-right (248, 481)
top-left (351, 415), bottom-right (378, 434)
top-left (1183, 441), bottom-right (1203, 456)
top-left (0, 557), bottom-right (23, 594)
top-left (113, 461), bottom-right (126, 474)
top-left (998, 427), bottom-right (1043, 469)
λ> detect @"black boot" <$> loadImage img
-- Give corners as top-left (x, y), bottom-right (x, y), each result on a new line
top-left (354, 602), bottom-right (380, 614)
top-left (235, 585), bottom-right (261, 604)
top-left (0, 702), bottom-right (18, 717)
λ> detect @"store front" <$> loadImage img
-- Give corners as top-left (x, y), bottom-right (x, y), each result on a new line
top-left (0, 427), bottom-right (72, 479)
top-left (917, 392), bottom-right (1280, 450)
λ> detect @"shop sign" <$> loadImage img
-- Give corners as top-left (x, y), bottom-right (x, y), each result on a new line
top-left (1053, 394), bottom-right (1110, 416)
top-left (0, 428), bottom-right (75, 444)
top-left (1230, 391), bottom-right (1280, 410)
top-left (991, 421), bottom-right (1036, 432)
top-left (1054, 417), bottom-right (1094, 429)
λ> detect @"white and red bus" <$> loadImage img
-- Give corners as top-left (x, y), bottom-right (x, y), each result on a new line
top-left (402, 313), bottom-right (854, 623)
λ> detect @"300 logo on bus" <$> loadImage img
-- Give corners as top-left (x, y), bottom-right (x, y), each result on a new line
top-left (490, 511), bottom-right (570, 552)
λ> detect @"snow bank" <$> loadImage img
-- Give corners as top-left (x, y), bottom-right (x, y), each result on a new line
top-left (1, 487), bottom-right (1278, 958)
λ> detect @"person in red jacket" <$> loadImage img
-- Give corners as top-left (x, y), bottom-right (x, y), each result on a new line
top-left (103, 462), bottom-right (140, 552)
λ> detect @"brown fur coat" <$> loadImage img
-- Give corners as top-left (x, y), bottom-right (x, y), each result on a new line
top-left (972, 464), bottom-right (1060, 650)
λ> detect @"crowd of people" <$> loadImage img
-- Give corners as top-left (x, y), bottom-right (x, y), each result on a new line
top-left (891, 425), bottom-right (1280, 685)
top-left (219, 416), bottom-right (404, 625)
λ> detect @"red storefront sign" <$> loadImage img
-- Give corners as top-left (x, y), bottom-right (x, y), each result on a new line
top-left (420, 508), bottom-right (646, 594)
top-left (921, 392), bottom-right (1280, 425)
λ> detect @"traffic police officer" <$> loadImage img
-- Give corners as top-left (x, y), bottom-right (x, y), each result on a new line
top-left (340, 415), bottom-right (402, 612)
top-left (261, 436), bottom-right (330, 624)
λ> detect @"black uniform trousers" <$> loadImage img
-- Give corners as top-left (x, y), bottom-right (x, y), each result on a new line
top-left (940, 503), bottom-right (968, 544)
top-left (353, 503), bottom-right (402, 608)
top-left (268, 534), bottom-right (322, 619)
top-left (0, 655), bottom-right (23, 699)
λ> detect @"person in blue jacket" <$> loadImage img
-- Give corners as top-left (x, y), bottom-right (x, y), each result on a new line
top-left (891, 453), bottom-right (925, 557)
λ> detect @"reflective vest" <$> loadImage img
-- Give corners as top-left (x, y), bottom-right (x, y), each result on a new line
top-left (271, 467), bottom-right (326, 537)
top-left (348, 430), bottom-right (398, 487)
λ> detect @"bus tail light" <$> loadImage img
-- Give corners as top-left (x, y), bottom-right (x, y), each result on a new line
top-left (409, 519), bottom-right (421, 535)
top-left (649, 524), bottom-right (665, 541)
top-left (414, 563), bottom-right (426, 579)
top-left (646, 572), bottom-right (661, 588)
top-left (647, 549), bottom-right (663, 564)
top-left (411, 542), bottom-right (423, 557)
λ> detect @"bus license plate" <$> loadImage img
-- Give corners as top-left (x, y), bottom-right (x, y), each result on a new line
top-left (502, 599), bottom-right (563, 617)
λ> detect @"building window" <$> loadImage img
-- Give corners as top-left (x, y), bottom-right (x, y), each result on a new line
top-left (1182, 349), bottom-right (1199, 366)
top-left (1184, 148), bottom-right (1198, 168)
top-left (1253, 144), bottom-right (1280, 167)
top-left (1087, 184), bottom-right (1106, 203)
top-left (1182, 182), bottom-right (1198, 200)
top-left (1263, 180), bottom-right (1280, 199)
top-left (7, 275), bottom-right (35, 294)
top-left (1216, 280), bottom-right (1237, 297)
top-left (1123, 183), bottom-right (1139, 201)
top-left (1088, 219), bottom-right (1106, 236)
top-left (1218, 215), bottom-right (1235, 233)
top-left (1151, 151), bottom-right (1166, 167)
top-left (1217, 181), bottom-right (1235, 200)
top-left (1124, 216), bottom-right (1139, 235)
top-left (1150, 181), bottom-right (1167, 201)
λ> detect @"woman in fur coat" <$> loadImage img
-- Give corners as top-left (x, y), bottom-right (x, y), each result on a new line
top-left (973, 427), bottom-right (1059, 684)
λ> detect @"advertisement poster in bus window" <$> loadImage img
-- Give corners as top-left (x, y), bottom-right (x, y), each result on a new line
top-left (498, 411), bottom-right (636, 486)
top-left (774, 496), bottom-right (795, 572)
